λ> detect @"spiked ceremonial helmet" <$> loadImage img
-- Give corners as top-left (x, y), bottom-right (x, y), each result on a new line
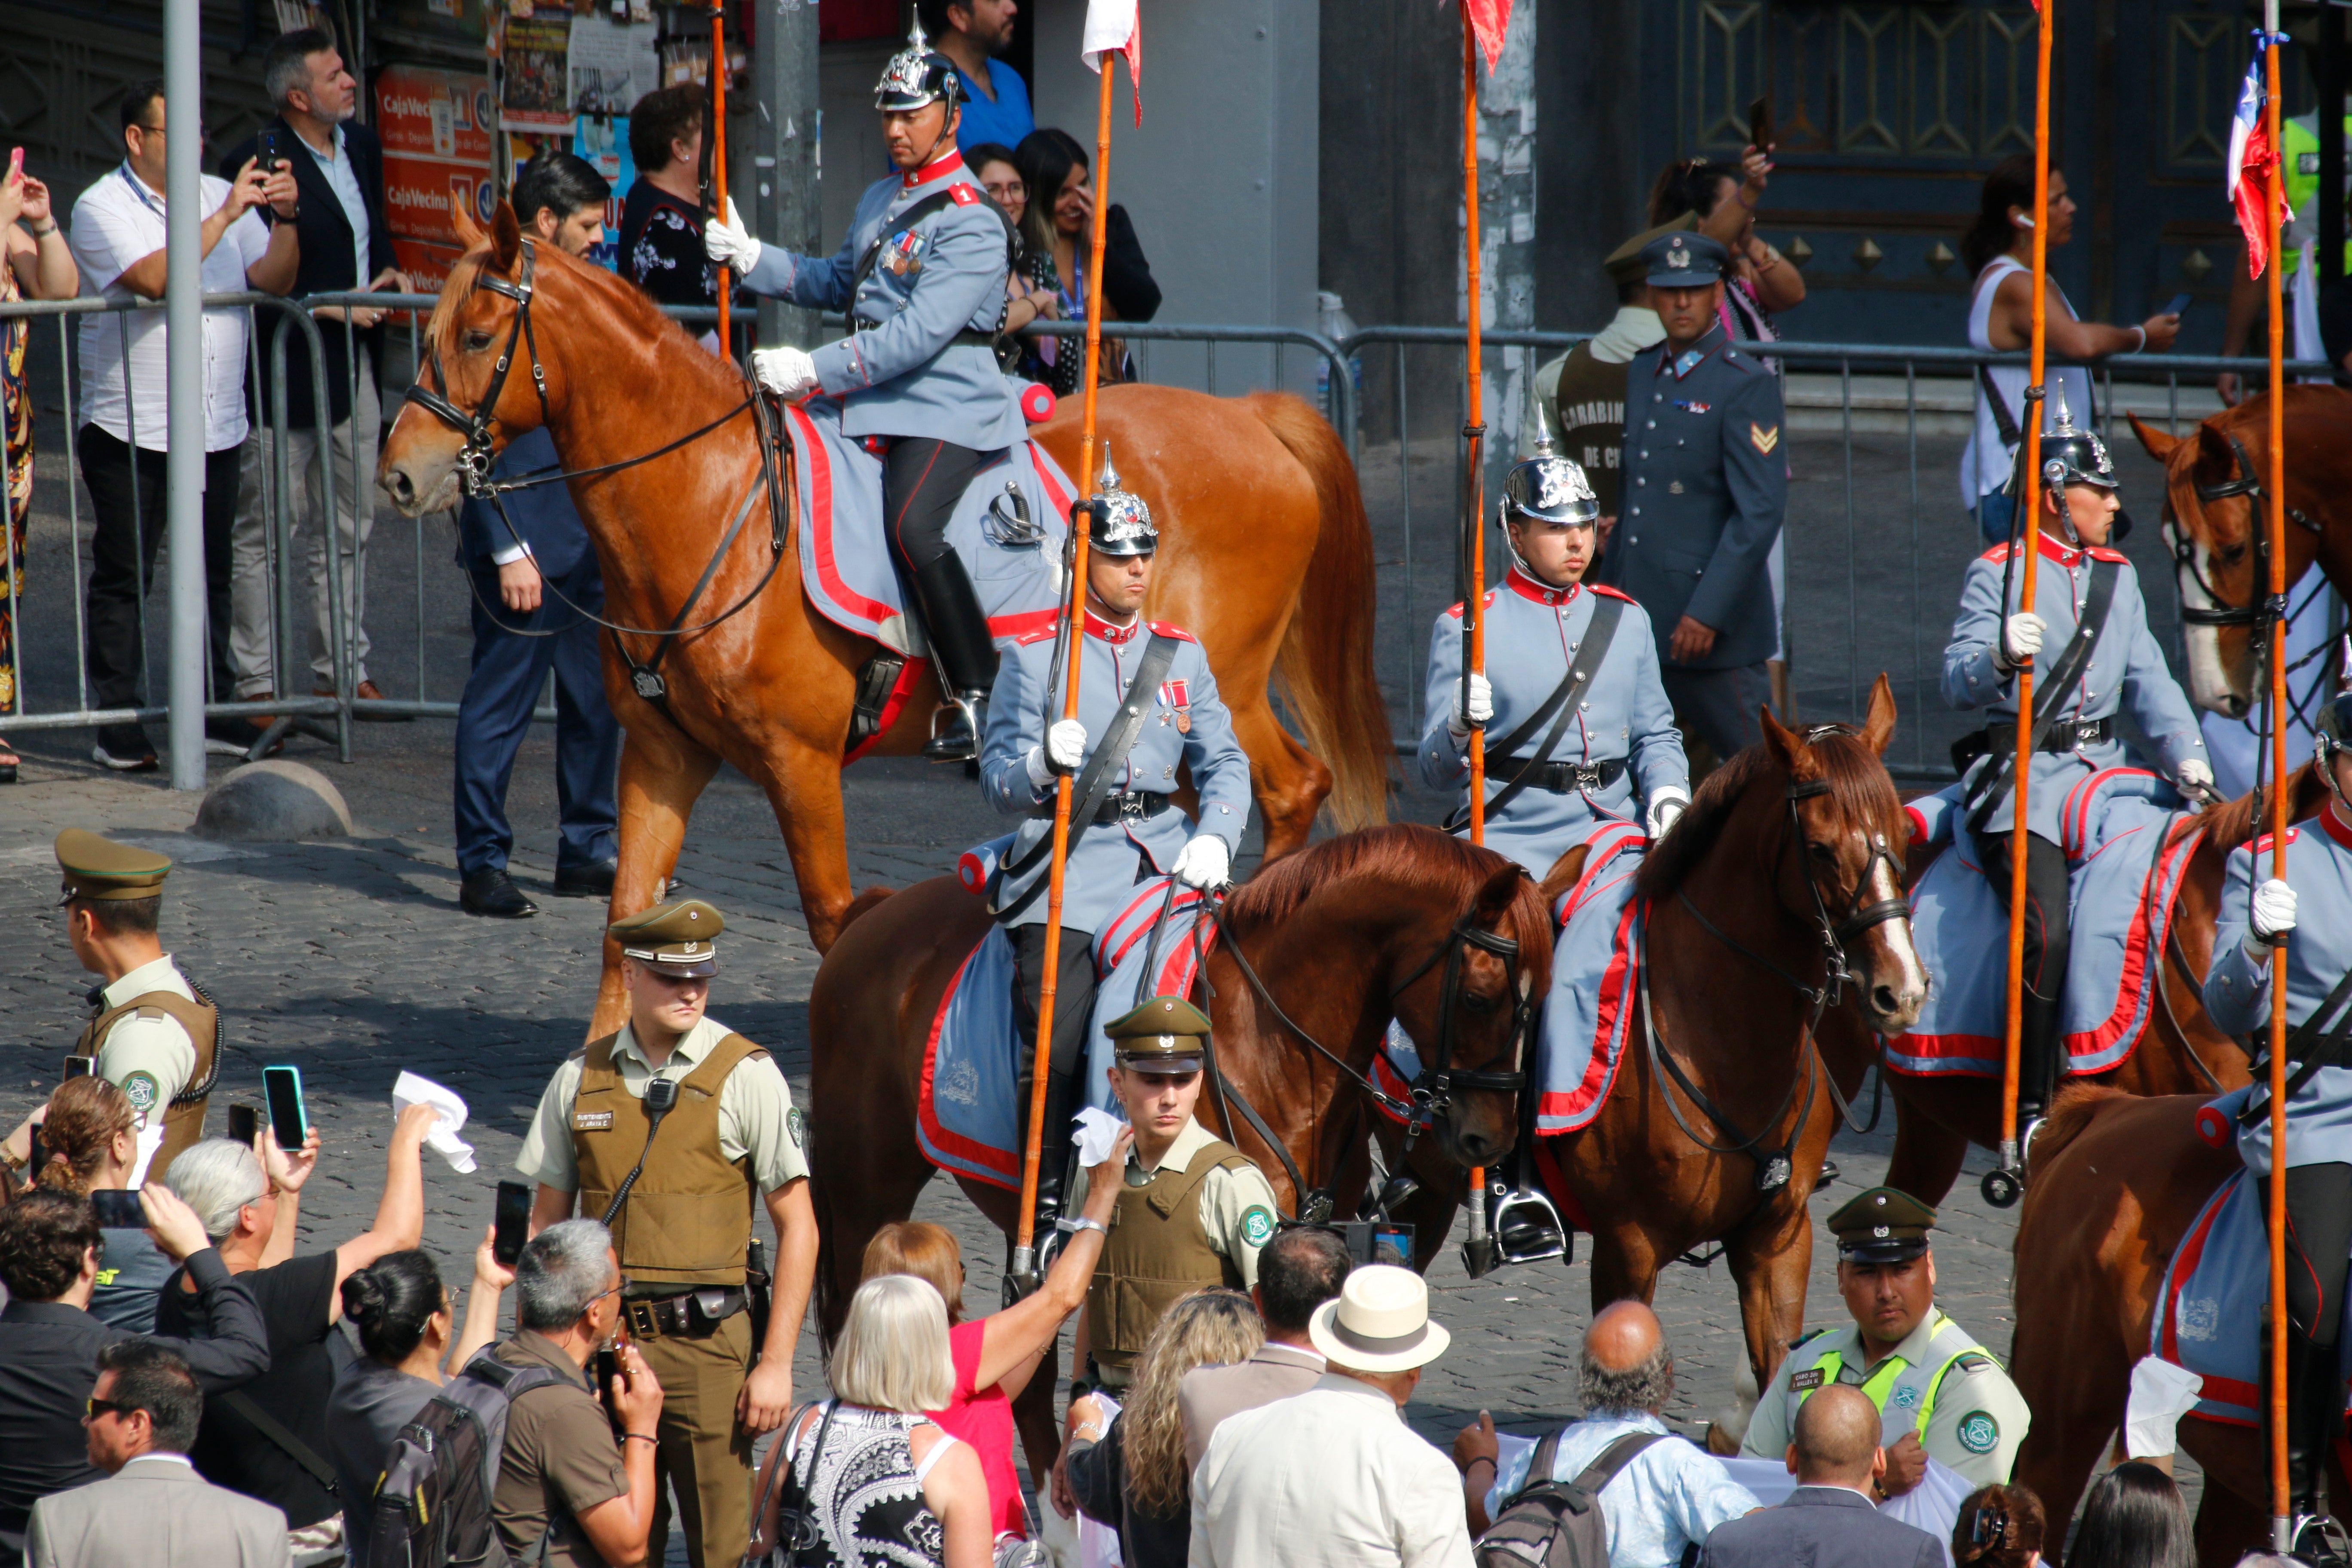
top-left (1088, 448), bottom-right (1158, 557)
top-left (1501, 435), bottom-right (1600, 527)
top-left (2317, 637), bottom-right (2352, 780)
top-left (874, 17), bottom-right (963, 112)
top-left (2034, 385), bottom-right (2119, 492)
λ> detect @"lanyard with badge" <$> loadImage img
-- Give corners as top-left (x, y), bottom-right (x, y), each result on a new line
top-left (118, 162), bottom-right (166, 220)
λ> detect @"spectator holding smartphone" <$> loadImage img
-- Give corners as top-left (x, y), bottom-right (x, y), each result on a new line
top-left (0, 1184), bottom-right (270, 1557)
top-left (0, 1077), bottom-right (174, 1331)
top-left (154, 1102), bottom-right (441, 1561)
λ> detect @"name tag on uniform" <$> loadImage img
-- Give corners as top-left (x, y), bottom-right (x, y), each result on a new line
top-left (1790, 1369), bottom-right (1825, 1391)
top-left (573, 1111), bottom-right (616, 1131)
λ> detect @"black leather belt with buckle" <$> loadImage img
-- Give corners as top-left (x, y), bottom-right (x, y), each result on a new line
top-left (625, 1286), bottom-right (747, 1340)
top-left (1032, 790), bottom-right (1175, 824)
top-left (1988, 716), bottom-right (2114, 755)
top-left (1489, 754), bottom-right (1627, 793)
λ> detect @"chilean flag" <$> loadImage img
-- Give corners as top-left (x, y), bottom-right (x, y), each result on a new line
top-left (1082, 0), bottom-right (1142, 125)
top-left (2228, 44), bottom-right (2291, 280)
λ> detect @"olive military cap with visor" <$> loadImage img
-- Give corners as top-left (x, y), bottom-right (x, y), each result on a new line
top-left (1827, 1185), bottom-right (1938, 1265)
top-left (55, 828), bottom-right (172, 903)
top-left (1105, 993), bottom-right (1212, 1075)
top-left (608, 897), bottom-right (726, 978)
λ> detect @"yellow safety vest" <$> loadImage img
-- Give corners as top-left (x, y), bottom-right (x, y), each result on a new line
top-left (2285, 112), bottom-right (2352, 277)
top-left (1781, 1310), bottom-right (1996, 1445)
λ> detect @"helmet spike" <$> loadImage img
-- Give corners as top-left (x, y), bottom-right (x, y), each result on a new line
top-left (1097, 444), bottom-right (1121, 495)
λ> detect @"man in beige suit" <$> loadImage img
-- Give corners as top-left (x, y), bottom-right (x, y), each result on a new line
top-left (1177, 1224), bottom-right (1351, 1468)
top-left (25, 1340), bottom-right (288, 1568)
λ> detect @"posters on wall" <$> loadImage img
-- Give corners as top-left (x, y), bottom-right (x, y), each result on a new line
top-left (565, 12), bottom-right (659, 115)
top-left (500, 14), bottom-right (574, 130)
top-left (376, 64), bottom-right (497, 293)
top-left (573, 115), bottom-right (636, 272)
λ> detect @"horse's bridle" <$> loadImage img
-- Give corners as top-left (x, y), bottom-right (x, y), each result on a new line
top-left (2177, 431), bottom-right (2316, 634)
top-left (404, 237), bottom-right (549, 499)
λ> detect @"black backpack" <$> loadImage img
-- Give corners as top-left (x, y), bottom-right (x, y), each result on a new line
top-left (1474, 1429), bottom-right (1667, 1568)
top-left (370, 1349), bottom-right (568, 1568)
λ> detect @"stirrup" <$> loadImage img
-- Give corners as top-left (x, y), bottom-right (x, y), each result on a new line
top-left (1489, 1179), bottom-right (1570, 1267)
top-left (922, 694), bottom-right (984, 762)
top-left (2291, 1513), bottom-right (2352, 1567)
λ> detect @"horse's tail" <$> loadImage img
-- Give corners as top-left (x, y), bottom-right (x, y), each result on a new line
top-left (1245, 391), bottom-right (1393, 832)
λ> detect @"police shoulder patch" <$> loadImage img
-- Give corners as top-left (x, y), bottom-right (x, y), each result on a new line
top-left (120, 1072), bottom-right (159, 1115)
top-left (1954, 1352), bottom-right (1999, 1374)
top-left (1239, 1205), bottom-right (1276, 1247)
top-left (1956, 1410), bottom-right (2000, 1454)
top-left (788, 1106), bottom-right (808, 1148)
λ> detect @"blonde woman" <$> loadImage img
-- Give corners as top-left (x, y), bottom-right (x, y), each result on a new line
top-left (1064, 1288), bottom-right (1263, 1568)
top-left (755, 1274), bottom-right (992, 1568)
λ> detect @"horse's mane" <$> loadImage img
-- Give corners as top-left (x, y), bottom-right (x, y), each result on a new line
top-left (1633, 730), bottom-right (1905, 900)
top-left (1223, 823), bottom-right (1548, 951)
top-left (2171, 759), bottom-right (2330, 852)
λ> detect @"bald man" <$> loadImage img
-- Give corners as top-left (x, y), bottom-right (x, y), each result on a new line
top-left (1456, 1302), bottom-right (1758, 1568)
top-left (1692, 1386), bottom-right (1942, 1568)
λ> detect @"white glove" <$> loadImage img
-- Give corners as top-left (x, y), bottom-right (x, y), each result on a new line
top-left (2176, 758), bottom-right (2215, 800)
top-left (1171, 834), bottom-right (1232, 891)
top-left (1645, 785), bottom-right (1691, 840)
top-left (2248, 877), bottom-right (2298, 956)
top-left (1451, 672), bottom-right (1494, 735)
top-left (2000, 612), bottom-right (2046, 668)
top-left (1048, 718), bottom-right (1088, 772)
top-left (749, 345), bottom-right (821, 403)
top-left (704, 195), bottom-right (762, 271)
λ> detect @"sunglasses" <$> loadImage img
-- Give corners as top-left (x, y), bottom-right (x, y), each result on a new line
top-left (83, 1396), bottom-right (124, 1421)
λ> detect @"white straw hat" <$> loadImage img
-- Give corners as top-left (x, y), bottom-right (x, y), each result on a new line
top-left (1307, 1264), bottom-right (1451, 1372)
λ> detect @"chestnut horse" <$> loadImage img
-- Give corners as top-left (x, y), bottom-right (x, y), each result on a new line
top-left (2126, 387), bottom-right (2352, 720)
top-left (1384, 678), bottom-right (1929, 1398)
top-left (377, 206), bottom-right (1389, 1030)
top-left (804, 824), bottom-right (1553, 1479)
top-left (1809, 801), bottom-right (2254, 1207)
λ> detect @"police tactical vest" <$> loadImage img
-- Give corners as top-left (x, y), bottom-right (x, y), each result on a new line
top-left (2287, 114), bottom-right (2352, 276)
top-left (1782, 1310), bottom-right (1994, 1446)
top-left (1086, 1136), bottom-right (1253, 1377)
top-left (572, 1030), bottom-right (765, 1287)
top-left (79, 985), bottom-right (219, 1177)
top-left (1550, 343), bottom-right (1632, 518)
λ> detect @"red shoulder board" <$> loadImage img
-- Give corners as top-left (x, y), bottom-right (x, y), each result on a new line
top-left (1588, 584), bottom-right (1638, 603)
top-left (1016, 625), bottom-right (1060, 647)
top-left (946, 183), bottom-right (981, 206)
top-left (1146, 621), bottom-right (1200, 644)
top-left (1442, 588), bottom-right (1501, 621)
top-left (1444, 600), bottom-right (1466, 621)
top-left (2088, 545), bottom-right (2130, 564)
top-left (1979, 542), bottom-right (2015, 564)
top-left (2249, 827), bottom-right (2301, 855)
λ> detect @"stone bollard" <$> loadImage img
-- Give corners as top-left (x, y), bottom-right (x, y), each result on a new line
top-left (191, 760), bottom-right (354, 842)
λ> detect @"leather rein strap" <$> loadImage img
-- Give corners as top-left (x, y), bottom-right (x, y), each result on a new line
top-left (2182, 431), bottom-right (2316, 631)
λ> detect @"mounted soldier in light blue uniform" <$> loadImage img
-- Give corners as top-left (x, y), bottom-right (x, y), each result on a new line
top-left (979, 459), bottom-right (1253, 1234)
top-left (1421, 438), bottom-right (1689, 878)
top-left (1942, 394), bottom-right (2211, 1125)
top-left (714, 19), bottom-right (1021, 761)
top-left (2203, 675), bottom-right (2352, 1553)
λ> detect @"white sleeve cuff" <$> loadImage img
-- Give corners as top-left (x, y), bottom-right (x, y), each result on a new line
top-left (489, 541), bottom-right (533, 567)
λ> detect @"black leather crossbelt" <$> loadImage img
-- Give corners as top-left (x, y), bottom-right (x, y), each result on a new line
top-left (1486, 754), bottom-right (1626, 793)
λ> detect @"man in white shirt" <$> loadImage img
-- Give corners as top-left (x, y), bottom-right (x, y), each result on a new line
top-left (1190, 1265), bottom-right (1473, 1568)
top-left (67, 80), bottom-right (297, 772)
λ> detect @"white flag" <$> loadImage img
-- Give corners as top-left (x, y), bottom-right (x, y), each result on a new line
top-left (1081, 0), bottom-right (1141, 123)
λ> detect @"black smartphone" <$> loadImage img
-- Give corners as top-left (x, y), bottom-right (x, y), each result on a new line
top-left (61, 1055), bottom-right (93, 1081)
top-left (260, 1065), bottom-right (307, 1151)
top-left (91, 1189), bottom-right (147, 1229)
top-left (2162, 291), bottom-right (2193, 319)
top-left (493, 1179), bottom-right (533, 1267)
top-left (228, 1104), bottom-right (259, 1146)
top-left (1748, 94), bottom-right (1774, 154)
top-left (593, 1346), bottom-right (624, 1433)
top-left (259, 128), bottom-right (281, 170)
top-left (1373, 1224), bottom-right (1415, 1269)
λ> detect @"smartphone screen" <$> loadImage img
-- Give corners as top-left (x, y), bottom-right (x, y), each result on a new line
top-left (260, 1066), bottom-right (307, 1151)
top-left (2162, 291), bottom-right (2193, 319)
top-left (7, 147), bottom-right (23, 181)
top-left (1374, 1225), bottom-right (1415, 1269)
top-left (91, 1189), bottom-right (147, 1229)
top-left (61, 1055), bottom-right (93, 1081)
top-left (228, 1104), bottom-right (259, 1146)
top-left (493, 1180), bottom-right (533, 1267)
top-left (1747, 95), bottom-right (1774, 153)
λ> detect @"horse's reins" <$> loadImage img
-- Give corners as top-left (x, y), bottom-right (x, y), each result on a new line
top-left (402, 238), bottom-right (794, 698)
top-left (2178, 431), bottom-right (2318, 643)
top-left (1650, 727), bottom-right (1911, 1188)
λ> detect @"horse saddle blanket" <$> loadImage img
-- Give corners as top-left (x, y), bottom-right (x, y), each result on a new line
top-left (775, 397), bottom-right (1078, 657)
top-left (1882, 768), bottom-right (2199, 1078)
top-left (915, 874), bottom-right (1214, 1191)
top-left (2153, 1166), bottom-right (2352, 1426)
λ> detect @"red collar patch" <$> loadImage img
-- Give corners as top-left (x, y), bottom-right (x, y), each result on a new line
top-left (2324, 803), bottom-right (2352, 853)
top-left (1505, 567), bottom-right (1583, 607)
top-left (1086, 610), bottom-right (1140, 644)
top-left (903, 150), bottom-right (966, 188)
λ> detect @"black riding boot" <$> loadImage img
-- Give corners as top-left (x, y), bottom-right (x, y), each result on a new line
top-left (2017, 983), bottom-right (2063, 1124)
top-left (2286, 1330), bottom-right (2340, 1532)
top-left (910, 555), bottom-right (1000, 762)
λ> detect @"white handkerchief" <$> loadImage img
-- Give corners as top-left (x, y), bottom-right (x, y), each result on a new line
top-left (1073, 1105), bottom-right (1128, 1167)
top-left (126, 1120), bottom-right (168, 1188)
top-left (2123, 1354), bottom-right (2206, 1459)
top-left (393, 1071), bottom-right (478, 1174)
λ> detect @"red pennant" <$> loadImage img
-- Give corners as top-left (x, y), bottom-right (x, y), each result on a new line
top-left (1462, 0), bottom-right (1511, 73)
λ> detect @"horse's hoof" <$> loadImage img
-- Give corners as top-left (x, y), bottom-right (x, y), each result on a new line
top-left (1981, 1167), bottom-right (2023, 1208)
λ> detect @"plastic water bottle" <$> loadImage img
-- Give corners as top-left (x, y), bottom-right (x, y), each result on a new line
top-left (1315, 290), bottom-right (1362, 417)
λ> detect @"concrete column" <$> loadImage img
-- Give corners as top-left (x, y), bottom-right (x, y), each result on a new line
top-left (1467, 1), bottom-right (1536, 477)
top-left (165, 0), bottom-right (206, 789)
top-left (753, 0), bottom-right (821, 347)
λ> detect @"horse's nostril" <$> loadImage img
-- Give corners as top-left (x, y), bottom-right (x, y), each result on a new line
top-left (1873, 985), bottom-right (1899, 1015)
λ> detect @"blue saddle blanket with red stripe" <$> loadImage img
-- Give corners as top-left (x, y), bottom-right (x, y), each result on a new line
top-left (1532, 822), bottom-right (1651, 1136)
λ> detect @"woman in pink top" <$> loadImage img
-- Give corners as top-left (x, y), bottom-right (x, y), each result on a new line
top-left (863, 1125), bottom-right (1132, 1542)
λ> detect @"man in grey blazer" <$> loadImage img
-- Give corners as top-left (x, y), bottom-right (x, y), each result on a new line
top-left (1696, 1385), bottom-right (1941, 1568)
top-left (25, 1341), bottom-right (289, 1568)
top-left (1178, 1225), bottom-right (1351, 1468)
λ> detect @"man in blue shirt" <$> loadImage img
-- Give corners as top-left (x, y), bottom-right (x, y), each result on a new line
top-left (922, 0), bottom-right (1035, 152)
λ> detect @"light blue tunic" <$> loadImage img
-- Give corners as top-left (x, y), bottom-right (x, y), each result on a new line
top-left (2206, 814), bottom-right (2352, 1173)
top-left (736, 152), bottom-right (1024, 450)
top-left (1942, 535), bottom-right (2205, 841)
top-left (980, 614), bottom-right (1253, 935)
top-left (1419, 571), bottom-right (1687, 878)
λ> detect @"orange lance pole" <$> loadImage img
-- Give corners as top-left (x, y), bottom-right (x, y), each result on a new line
top-left (1995, 0), bottom-right (2056, 1196)
top-left (1458, 2), bottom-right (1493, 1272)
top-left (709, 1), bottom-right (732, 357)
top-left (2262, 11), bottom-right (2294, 1544)
top-left (1011, 45), bottom-right (1121, 1281)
